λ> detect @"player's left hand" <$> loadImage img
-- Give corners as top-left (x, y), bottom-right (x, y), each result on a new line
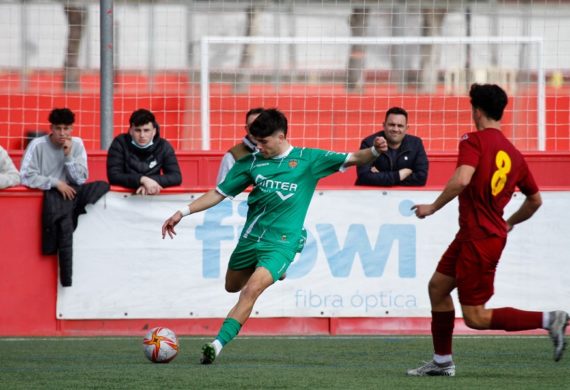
top-left (162, 212), bottom-right (182, 239)
top-left (411, 203), bottom-right (435, 219)
top-left (374, 136), bottom-right (388, 154)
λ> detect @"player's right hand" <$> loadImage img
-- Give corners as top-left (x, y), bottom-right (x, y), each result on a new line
top-left (56, 181), bottom-right (76, 200)
top-left (161, 212), bottom-right (182, 239)
top-left (374, 136), bottom-right (388, 153)
top-left (411, 203), bottom-right (435, 219)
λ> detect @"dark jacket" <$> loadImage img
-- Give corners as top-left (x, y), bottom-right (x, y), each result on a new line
top-left (106, 128), bottom-right (182, 189)
top-left (355, 131), bottom-right (428, 186)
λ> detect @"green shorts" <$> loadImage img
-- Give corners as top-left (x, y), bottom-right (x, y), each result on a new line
top-left (229, 239), bottom-right (297, 282)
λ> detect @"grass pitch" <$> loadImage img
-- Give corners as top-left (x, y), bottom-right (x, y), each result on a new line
top-left (1, 336), bottom-right (568, 389)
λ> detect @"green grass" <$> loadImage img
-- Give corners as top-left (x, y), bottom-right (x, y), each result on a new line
top-left (1, 336), bottom-right (568, 389)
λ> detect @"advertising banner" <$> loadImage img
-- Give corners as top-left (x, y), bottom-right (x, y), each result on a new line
top-left (57, 191), bottom-right (570, 319)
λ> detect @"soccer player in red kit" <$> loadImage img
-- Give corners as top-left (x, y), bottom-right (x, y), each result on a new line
top-left (407, 83), bottom-right (569, 377)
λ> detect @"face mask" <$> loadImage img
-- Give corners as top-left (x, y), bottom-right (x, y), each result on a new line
top-left (131, 139), bottom-right (154, 149)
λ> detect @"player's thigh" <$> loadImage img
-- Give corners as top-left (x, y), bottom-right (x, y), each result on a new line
top-left (456, 236), bottom-right (506, 306)
top-left (227, 240), bottom-right (259, 291)
top-left (257, 243), bottom-right (296, 283)
top-left (225, 268), bottom-right (255, 292)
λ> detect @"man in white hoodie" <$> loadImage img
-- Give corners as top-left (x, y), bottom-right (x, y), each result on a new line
top-left (0, 145), bottom-right (20, 189)
top-left (20, 108), bottom-right (108, 286)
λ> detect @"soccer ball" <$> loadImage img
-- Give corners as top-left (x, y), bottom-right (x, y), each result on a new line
top-left (143, 327), bottom-right (179, 363)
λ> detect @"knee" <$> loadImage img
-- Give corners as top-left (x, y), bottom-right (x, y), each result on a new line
top-left (225, 281), bottom-right (242, 293)
top-left (463, 313), bottom-right (487, 330)
top-left (239, 282), bottom-right (264, 301)
top-left (427, 279), bottom-right (446, 301)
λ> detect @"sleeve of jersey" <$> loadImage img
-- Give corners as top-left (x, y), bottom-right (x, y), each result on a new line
top-left (216, 158), bottom-right (253, 198)
top-left (456, 134), bottom-right (480, 168)
top-left (309, 149), bottom-right (350, 179)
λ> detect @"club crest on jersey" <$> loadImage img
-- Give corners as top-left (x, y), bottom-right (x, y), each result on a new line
top-left (288, 159), bottom-right (298, 168)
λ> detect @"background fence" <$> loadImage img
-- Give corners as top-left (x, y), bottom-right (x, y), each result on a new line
top-left (1, 0), bottom-right (570, 152)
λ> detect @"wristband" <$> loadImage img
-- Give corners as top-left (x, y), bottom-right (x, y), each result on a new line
top-left (178, 205), bottom-right (191, 217)
top-left (370, 146), bottom-right (380, 157)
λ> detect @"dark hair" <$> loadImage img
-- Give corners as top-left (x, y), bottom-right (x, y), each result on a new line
top-left (245, 107), bottom-right (264, 124)
top-left (129, 109), bottom-right (157, 128)
top-left (248, 108), bottom-right (288, 138)
top-left (469, 83), bottom-right (508, 121)
top-left (384, 106), bottom-right (408, 122)
top-left (48, 108), bottom-right (75, 125)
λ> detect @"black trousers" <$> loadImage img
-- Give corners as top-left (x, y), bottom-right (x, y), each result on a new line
top-left (42, 181), bottom-right (109, 287)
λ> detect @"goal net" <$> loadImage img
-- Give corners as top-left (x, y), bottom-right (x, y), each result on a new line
top-left (199, 35), bottom-right (544, 152)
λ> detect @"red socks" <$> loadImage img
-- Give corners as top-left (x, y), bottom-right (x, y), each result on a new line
top-left (490, 307), bottom-right (542, 331)
top-left (432, 310), bottom-right (455, 355)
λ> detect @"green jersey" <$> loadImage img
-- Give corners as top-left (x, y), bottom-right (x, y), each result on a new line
top-left (217, 146), bottom-right (349, 251)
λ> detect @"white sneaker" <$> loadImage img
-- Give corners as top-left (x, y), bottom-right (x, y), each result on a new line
top-left (549, 310), bottom-right (569, 362)
top-left (407, 360), bottom-right (455, 377)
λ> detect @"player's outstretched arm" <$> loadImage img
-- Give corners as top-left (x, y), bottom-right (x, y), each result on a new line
top-left (412, 164), bottom-right (475, 218)
top-left (162, 189), bottom-right (226, 239)
top-left (345, 136), bottom-right (388, 167)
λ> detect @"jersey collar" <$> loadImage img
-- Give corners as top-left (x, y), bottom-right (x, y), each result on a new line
top-left (272, 145), bottom-right (294, 159)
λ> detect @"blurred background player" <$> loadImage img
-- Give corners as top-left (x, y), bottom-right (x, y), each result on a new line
top-left (161, 108), bottom-right (388, 365)
top-left (356, 106), bottom-right (428, 187)
top-left (0, 145), bottom-right (20, 189)
top-left (216, 107), bottom-right (263, 184)
top-left (408, 84), bottom-right (569, 377)
top-left (20, 108), bottom-right (109, 286)
top-left (107, 108), bottom-right (182, 195)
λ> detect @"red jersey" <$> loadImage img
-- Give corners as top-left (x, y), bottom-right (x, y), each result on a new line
top-left (455, 128), bottom-right (539, 240)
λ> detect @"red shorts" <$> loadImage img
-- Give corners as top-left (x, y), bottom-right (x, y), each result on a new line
top-left (436, 236), bottom-right (506, 306)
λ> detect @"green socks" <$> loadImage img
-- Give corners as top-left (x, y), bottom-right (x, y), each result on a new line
top-left (215, 317), bottom-right (242, 346)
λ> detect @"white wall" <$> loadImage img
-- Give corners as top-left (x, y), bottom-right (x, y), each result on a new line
top-left (1, 2), bottom-right (570, 72)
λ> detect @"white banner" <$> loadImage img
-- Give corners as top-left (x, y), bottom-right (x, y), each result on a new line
top-left (57, 190), bottom-right (570, 319)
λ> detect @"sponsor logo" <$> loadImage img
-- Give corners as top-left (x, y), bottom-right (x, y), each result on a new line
top-left (255, 174), bottom-right (298, 193)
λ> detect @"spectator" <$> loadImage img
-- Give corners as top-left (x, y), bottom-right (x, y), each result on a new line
top-left (0, 145), bottom-right (20, 189)
top-left (356, 106), bottom-right (428, 186)
top-left (216, 107), bottom-right (263, 184)
top-left (20, 108), bottom-right (109, 287)
top-left (107, 109), bottom-right (181, 195)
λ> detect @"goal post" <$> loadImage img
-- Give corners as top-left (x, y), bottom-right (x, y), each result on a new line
top-left (200, 35), bottom-right (545, 151)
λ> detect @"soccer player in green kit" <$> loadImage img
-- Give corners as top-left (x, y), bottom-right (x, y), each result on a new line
top-left (161, 108), bottom-right (388, 364)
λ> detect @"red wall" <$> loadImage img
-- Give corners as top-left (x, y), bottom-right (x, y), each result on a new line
top-left (1, 152), bottom-right (568, 336)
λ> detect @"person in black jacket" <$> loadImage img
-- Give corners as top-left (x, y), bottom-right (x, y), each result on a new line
top-left (107, 109), bottom-right (182, 194)
top-left (355, 106), bottom-right (428, 186)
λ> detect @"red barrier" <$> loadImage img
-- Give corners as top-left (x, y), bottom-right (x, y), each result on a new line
top-left (1, 151), bottom-right (568, 336)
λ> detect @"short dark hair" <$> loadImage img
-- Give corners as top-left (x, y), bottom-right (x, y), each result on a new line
top-left (49, 108), bottom-right (75, 125)
top-left (245, 107), bottom-right (264, 124)
top-left (248, 108), bottom-right (288, 138)
top-left (129, 109), bottom-right (157, 128)
top-left (384, 106), bottom-right (408, 123)
top-left (469, 83), bottom-right (508, 121)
